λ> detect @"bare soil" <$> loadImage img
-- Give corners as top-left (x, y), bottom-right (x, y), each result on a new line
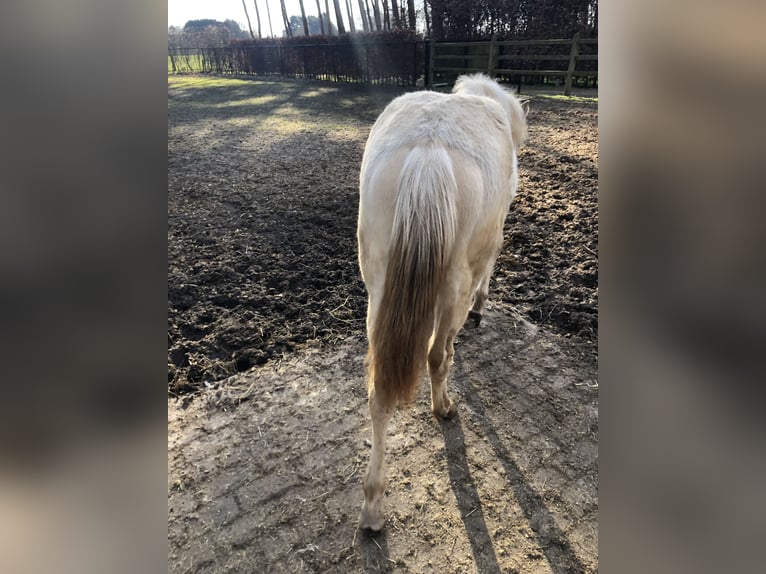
top-left (168, 76), bottom-right (598, 573)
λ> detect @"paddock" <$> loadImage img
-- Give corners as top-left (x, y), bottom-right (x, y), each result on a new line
top-left (168, 75), bottom-right (598, 573)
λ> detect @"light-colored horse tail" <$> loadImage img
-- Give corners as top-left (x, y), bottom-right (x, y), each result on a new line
top-left (367, 145), bottom-right (457, 410)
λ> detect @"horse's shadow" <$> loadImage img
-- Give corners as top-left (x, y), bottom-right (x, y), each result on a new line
top-left (439, 411), bottom-right (503, 574)
top-left (442, 358), bottom-right (588, 574)
top-left (355, 527), bottom-right (394, 572)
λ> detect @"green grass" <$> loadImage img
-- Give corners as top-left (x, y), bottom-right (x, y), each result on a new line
top-left (534, 93), bottom-right (597, 103)
top-left (168, 54), bottom-right (205, 74)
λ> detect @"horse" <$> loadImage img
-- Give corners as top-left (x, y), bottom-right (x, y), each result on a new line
top-left (356, 73), bottom-right (529, 531)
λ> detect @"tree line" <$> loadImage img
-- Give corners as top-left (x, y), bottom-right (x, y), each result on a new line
top-left (169, 0), bottom-right (597, 49)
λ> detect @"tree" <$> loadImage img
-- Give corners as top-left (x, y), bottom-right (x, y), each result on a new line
top-left (180, 20), bottom-right (248, 47)
top-left (406, 0), bottom-right (415, 30)
top-left (241, 0), bottom-right (255, 39)
top-left (332, 0), bottom-right (346, 33)
top-left (289, 14), bottom-right (335, 35)
top-left (298, 0), bottom-right (310, 36)
top-left (253, 0), bottom-right (263, 38)
top-left (428, 0), bottom-right (444, 39)
top-left (364, 0), bottom-right (375, 30)
top-left (344, 0), bottom-right (357, 33)
top-left (371, 0), bottom-right (382, 30)
top-left (325, 0), bottom-right (334, 35)
top-left (357, 0), bottom-right (370, 32)
top-left (264, 0), bottom-right (275, 37)
top-left (315, 0), bottom-right (326, 34)
top-left (280, 0), bottom-right (292, 36)
top-left (389, 0), bottom-right (401, 29)
top-left (381, 0), bottom-right (390, 30)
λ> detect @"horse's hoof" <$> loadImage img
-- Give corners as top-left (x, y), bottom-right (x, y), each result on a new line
top-left (358, 509), bottom-right (385, 532)
top-left (464, 310), bottom-right (482, 329)
top-left (433, 399), bottom-right (458, 420)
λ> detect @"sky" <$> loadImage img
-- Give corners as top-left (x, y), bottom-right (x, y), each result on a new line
top-left (168, 0), bottom-right (367, 37)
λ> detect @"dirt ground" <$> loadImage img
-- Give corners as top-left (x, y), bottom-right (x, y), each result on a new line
top-left (168, 75), bottom-right (598, 572)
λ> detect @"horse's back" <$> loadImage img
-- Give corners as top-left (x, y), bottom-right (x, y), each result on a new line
top-left (360, 90), bottom-right (515, 281)
top-left (361, 91), bottom-right (513, 181)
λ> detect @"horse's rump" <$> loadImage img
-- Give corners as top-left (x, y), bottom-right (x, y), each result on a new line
top-left (367, 145), bottom-right (457, 410)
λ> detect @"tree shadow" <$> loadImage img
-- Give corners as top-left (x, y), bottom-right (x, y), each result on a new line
top-left (450, 359), bottom-right (588, 574)
top-left (168, 74), bottom-right (407, 129)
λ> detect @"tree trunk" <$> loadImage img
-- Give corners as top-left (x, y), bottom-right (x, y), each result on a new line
top-left (264, 0), bottom-right (275, 37)
top-left (357, 0), bottom-right (369, 32)
top-left (423, 0), bottom-right (430, 36)
top-left (382, 0), bottom-right (390, 30)
top-left (315, 0), bottom-right (325, 34)
top-left (280, 0), bottom-right (292, 36)
top-left (325, 0), bottom-right (334, 34)
top-left (253, 0), bottom-right (262, 37)
top-left (364, 0), bottom-right (375, 30)
top-left (371, 0), bottom-right (382, 30)
top-left (241, 0), bottom-right (255, 39)
top-left (345, 0), bottom-right (356, 33)
top-left (406, 0), bottom-right (415, 30)
top-left (390, 0), bottom-right (401, 29)
top-left (332, 0), bottom-right (346, 34)
top-left (298, 0), bottom-right (310, 35)
top-left (429, 0), bottom-right (443, 39)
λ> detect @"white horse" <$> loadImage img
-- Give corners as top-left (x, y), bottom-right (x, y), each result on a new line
top-left (356, 74), bottom-right (528, 530)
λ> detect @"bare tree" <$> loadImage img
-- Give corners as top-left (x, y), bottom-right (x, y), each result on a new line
top-left (253, 0), bottom-right (262, 37)
top-left (422, 0), bottom-right (430, 35)
top-left (298, 0), bottom-right (310, 35)
top-left (332, 0), bottom-right (346, 33)
top-left (241, 0), bottom-right (255, 38)
top-left (371, 0), bottom-right (382, 30)
top-left (357, 0), bottom-right (370, 32)
top-left (280, 0), bottom-right (292, 36)
top-left (364, 0), bottom-right (375, 30)
top-left (345, 0), bottom-right (357, 33)
top-left (264, 0), bottom-right (274, 37)
top-left (382, 0), bottom-right (390, 29)
top-left (389, 0), bottom-right (401, 28)
top-left (315, 0), bottom-right (326, 34)
top-left (406, 0), bottom-right (415, 29)
top-left (325, 0), bottom-right (334, 34)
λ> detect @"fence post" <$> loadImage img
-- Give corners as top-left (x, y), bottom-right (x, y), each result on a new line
top-left (564, 32), bottom-right (580, 96)
top-left (365, 44), bottom-right (370, 84)
top-left (487, 36), bottom-right (497, 78)
top-left (427, 39), bottom-right (434, 88)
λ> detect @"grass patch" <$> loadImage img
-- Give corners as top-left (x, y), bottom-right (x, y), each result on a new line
top-left (532, 93), bottom-right (598, 103)
top-left (168, 54), bottom-right (204, 73)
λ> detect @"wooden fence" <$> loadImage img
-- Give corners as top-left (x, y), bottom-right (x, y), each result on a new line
top-left (427, 33), bottom-right (597, 95)
top-left (169, 34), bottom-right (597, 94)
top-left (169, 40), bottom-right (425, 87)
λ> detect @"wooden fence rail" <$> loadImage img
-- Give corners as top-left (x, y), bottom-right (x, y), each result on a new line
top-left (169, 35), bottom-right (597, 94)
top-left (427, 33), bottom-right (597, 95)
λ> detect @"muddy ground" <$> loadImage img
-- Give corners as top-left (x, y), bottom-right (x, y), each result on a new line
top-left (168, 75), bottom-right (598, 572)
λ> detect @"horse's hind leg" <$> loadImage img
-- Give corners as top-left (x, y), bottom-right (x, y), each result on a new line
top-left (467, 272), bottom-right (492, 327)
top-left (467, 237), bottom-right (503, 328)
top-left (428, 271), bottom-right (473, 419)
top-left (359, 387), bottom-right (393, 531)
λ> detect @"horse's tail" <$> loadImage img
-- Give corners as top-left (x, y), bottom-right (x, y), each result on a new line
top-left (368, 146), bottom-right (457, 409)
